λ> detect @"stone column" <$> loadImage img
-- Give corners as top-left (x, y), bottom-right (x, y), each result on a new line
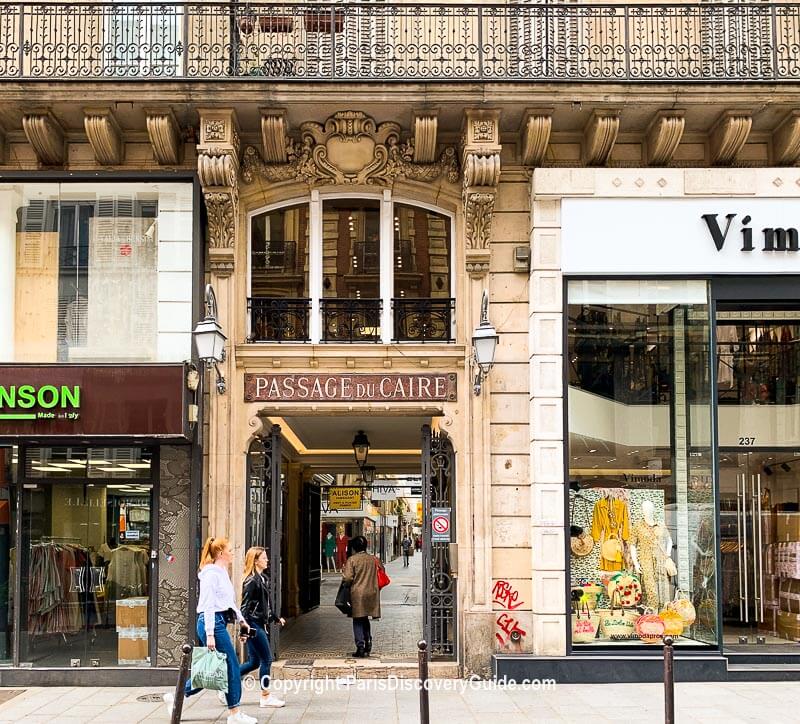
top-left (196, 109), bottom-right (245, 557)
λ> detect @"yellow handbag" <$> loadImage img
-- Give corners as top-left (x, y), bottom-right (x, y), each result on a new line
top-left (659, 607), bottom-right (685, 637)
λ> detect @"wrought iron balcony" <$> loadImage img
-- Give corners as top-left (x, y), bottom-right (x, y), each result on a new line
top-left (393, 298), bottom-right (454, 343)
top-left (321, 298), bottom-right (381, 343)
top-left (1, 3), bottom-right (798, 82)
top-left (248, 297), bottom-right (310, 343)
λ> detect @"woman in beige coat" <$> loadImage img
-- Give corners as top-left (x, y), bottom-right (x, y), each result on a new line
top-left (342, 535), bottom-right (382, 657)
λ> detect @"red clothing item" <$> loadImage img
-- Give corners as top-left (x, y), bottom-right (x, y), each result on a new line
top-left (336, 535), bottom-right (349, 567)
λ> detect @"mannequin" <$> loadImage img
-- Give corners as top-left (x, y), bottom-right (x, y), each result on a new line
top-left (630, 501), bottom-right (674, 609)
top-left (323, 531), bottom-right (337, 572)
top-left (335, 528), bottom-right (349, 568)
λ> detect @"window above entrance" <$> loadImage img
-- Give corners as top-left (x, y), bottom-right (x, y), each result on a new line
top-left (248, 197), bottom-right (454, 344)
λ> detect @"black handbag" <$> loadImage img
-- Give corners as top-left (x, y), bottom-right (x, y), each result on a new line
top-left (335, 581), bottom-right (352, 616)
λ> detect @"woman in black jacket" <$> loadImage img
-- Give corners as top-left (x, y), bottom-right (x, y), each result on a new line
top-left (240, 547), bottom-right (286, 708)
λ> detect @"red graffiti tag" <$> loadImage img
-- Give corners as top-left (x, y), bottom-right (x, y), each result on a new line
top-left (492, 580), bottom-right (523, 610)
top-left (495, 612), bottom-right (527, 647)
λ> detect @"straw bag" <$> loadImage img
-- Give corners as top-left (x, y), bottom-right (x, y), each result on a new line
top-left (600, 504), bottom-right (624, 566)
top-left (635, 609), bottom-right (665, 644)
top-left (570, 497), bottom-right (594, 558)
top-left (571, 601), bottom-right (600, 643)
top-left (659, 607), bottom-right (685, 637)
top-left (598, 590), bottom-right (638, 639)
top-left (606, 571), bottom-right (642, 608)
top-left (667, 589), bottom-right (696, 627)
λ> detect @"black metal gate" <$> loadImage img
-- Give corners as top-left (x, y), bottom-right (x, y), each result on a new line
top-left (300, 481), bottom-right (322, 611)
top-left (245, 423), bottom-right (283, 655)
top-left (421, 424), bottom-right (457, 659)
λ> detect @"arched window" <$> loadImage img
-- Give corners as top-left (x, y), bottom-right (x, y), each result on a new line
top-left (248, 196), bottom-right (453, 344)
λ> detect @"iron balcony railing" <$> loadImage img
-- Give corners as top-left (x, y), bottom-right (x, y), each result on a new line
top-left (1, 2), bottom-right (799, 82)
top-left (321, 298), bottom-right (382, 343)
top-left (248, 297), bottom-right (311, 343)
top-left (393, 298), bottom-right (454, 343)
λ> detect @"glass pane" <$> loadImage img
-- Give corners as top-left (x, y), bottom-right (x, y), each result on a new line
top-left (321, 199), bottom-right (380, 299)
top-left (20, 447), bottom-right (152, 667)
top-left (0, 445), bottom-right (16, 663)
top-left (1, 182), bottom-right (193, 363)
top-left (392, 204), bottom-right (451, 299)
top-left (250, 205), bottom-right (310, 297)
top-left (567, 279), bottom-right (717, 647)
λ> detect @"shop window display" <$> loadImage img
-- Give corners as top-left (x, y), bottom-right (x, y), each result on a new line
top-left (19, 446), bottom-right (153, 667)
top-left (0, 446), bottom-right (16, 663)
top-left (567, 279), bottom-right (717, 647)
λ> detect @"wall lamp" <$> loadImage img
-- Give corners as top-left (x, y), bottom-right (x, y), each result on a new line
top-left (472, 289), bottom-right (499, 396)
top-left (352, 430), bottom-right (370, 469)
top-left (192, 284), bottom-right (228, 394)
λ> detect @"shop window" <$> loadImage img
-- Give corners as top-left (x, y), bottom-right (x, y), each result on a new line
top-left (19, 446), bottom-right (153, 667)
top-left (0, 182), bottom-right (194, 363)
top-left (247, 197), bottom-right (454, 343)
top-left (0, 446), bottom-right (16, 664)
top-left (566, 280), bottom-right (717, 648)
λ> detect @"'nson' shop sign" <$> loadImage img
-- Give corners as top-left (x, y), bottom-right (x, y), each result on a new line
top-left (0, 385), bottom-right (81, 421)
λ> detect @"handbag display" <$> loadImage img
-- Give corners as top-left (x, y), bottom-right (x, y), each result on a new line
top-left (334, 581), bottom-right (352, 616)
top-left (600, 503), bottom-right (625, 566)
top-left (664, 557), bottom-right (678, 577)
top-left (635, 610), bottom-right (665, 644)
top-left (190, 646), bottom-right (229, 691)
top-left (598, 590), bottom-right (638, 639)
top-left (606, 571), bottom-right (642, 608)
top-left (570, 496), bottom-right (594, 558)
top-left (571, 601), bottom-right (600, 643)
top-left (667, 589), bottom-right (697, 627)
top-left (375, 557), bottom-right (390, 589)
top-left (659, 607), bottom-right (685, 637)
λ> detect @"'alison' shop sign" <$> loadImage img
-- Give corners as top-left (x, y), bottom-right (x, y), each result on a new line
top-left (244, 373), bottom-right (457, 402)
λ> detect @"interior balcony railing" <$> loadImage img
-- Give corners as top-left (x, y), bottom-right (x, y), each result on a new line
top-left (1, 2), bottom-right (798, 82)
top-left (248, 297), bottom-right (311, 343)
top-left (321, 298), bottom-right (382, 343)
top-left (393, 298), bottom-right (455, 343)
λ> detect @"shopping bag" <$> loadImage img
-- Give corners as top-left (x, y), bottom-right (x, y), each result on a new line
top-left (335, 581), bottom-right (352, 616)
top-left (375, 557), bottom-right (391, 589)
top-left (190, 646), bottom-right (228, 691)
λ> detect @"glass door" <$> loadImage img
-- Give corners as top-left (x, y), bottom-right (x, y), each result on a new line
top-left (717, 309), bottom-right (800, 651)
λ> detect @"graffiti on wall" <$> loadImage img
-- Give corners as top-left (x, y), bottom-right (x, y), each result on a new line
top-left (493, 579), bottom-right (527, 652)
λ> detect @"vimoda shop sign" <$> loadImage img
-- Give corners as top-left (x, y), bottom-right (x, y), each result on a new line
top-left (244, 373), bottom-right (457, 403)
top-left (702, 213), bottom-right (800, 252)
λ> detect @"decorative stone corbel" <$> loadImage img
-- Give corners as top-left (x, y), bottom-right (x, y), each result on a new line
top-left (462, 109), bottom-right (501, 279)
top-left (260, 108), bottom-right (290, 164)
top-left (197, 109), bottom-right (240, 277)
top-left (0, 123), bottom-right (6, 164)
top-left (583, 109), bottom-right (620, 167)
top-left (520, 109), bottom-right (552, 167)
top-left (646, 110), bottom-right (685, 166)
top-left (145, 108), bottom-right (181, 165)
top-left (773, 110), bottom-right (800, 166)
top-left (710, 111), bottom-right (752, 166)
top-left (22, 108), bottom-right (65, 166)
top-left (83, 107), bottom-right (123, 165)
top-left (412, 111), bottom-right (438, 164)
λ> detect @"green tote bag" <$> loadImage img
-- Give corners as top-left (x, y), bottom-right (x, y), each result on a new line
top-left (190, 646), bottom-right (229, 691)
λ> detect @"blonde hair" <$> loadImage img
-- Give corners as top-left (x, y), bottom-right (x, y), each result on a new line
top-left (199, 536), bottom-right (229, 569)
top-left (243, 546), bottom-right (266, 580)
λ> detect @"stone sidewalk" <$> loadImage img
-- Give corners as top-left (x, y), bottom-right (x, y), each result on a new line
top-left (1, 680), bottom-right (800, 723)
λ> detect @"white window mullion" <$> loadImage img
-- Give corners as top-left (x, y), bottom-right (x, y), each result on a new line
top-left (380, 189), bottom-right (393, 344)
top-left (309, 190), bottom-right (322, 343)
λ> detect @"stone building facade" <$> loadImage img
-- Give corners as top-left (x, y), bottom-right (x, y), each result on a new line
top-left (1, 1), bottom-right (800, 683)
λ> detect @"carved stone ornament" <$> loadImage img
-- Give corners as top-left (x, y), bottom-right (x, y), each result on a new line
top-left (145, 108), bottom-right (181, 165)
top-left (583, 109), bottom-right (620, 166)
top-left (521, 110), bottom-right (553, 167)
top-left (464, 192), bottom-right (496, 251)
top-left (204, 191), bottom-right (236, 250)
top-left (413, 112), bottom-right (438, 164)
top-left (22, 108), bottom-right (65, 166)
top-left (261, 109), bottom-right (289, 164)
top-left (773, 110), bottom-right (800, 166)
top-left (83, 107), bottom-right (123, 165)
top-left (711, 111), bottom-right (752, 166)
top-left (241, 110), bottom-right (459, 188)
top-left (646, 110), bottom-right (685, 166)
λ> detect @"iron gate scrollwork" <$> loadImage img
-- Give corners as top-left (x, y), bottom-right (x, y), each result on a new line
top-left (421, 424), bottom-right (456, 659)
top-left (246, 423), bottom-right (283, 655)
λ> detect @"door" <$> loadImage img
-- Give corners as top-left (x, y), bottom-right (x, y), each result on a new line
top-left (246, 425), bottom-right (284, 655)
top-left (300, 481), bottom-right (321, 611)
top-left (717, 308), bottom-right (800, 650)
top-left (421, 424), bottom-right (456, 660)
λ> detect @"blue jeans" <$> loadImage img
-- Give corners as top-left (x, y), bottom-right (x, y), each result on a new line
top-left (240, 621), bottom-right (273, 689)
top-left (185, 613), bottom-right (241, 710)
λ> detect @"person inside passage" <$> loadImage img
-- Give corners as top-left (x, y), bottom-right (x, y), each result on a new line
top-left (164, 536), bottom-right (256, 724)
top-left (342, 535), bottom-right (382, 657)
top-left (237, 547), bottom-right (286, 708)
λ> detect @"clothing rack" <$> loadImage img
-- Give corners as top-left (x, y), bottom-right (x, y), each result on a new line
top-left (34, 536), bottom-right (82, 543)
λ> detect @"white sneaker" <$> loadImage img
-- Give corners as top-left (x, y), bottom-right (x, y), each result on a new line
top-left (227, 712), bottom-right (258, 724)
top-left (260, 693), bottom-right (286, 708)
top-left (163, 692), bottom-right (174, 717)
top-left (218, 690), bottom-right (228, 705)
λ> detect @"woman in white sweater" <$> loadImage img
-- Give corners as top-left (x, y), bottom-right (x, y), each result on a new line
top-left (164, 537), bottom-right (255, 724)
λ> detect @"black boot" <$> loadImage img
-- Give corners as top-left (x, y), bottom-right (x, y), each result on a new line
top-left (352, 644), bottom-right (366, 658)
top-left (364, 638), bottom-right (372, 655)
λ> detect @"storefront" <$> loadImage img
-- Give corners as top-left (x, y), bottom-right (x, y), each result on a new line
top-left (0, 178), bottom-right (201, 684)
top-left (499, 167), bottom-right (800, 682)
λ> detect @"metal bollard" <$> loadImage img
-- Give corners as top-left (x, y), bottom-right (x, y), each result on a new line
top-left (170, 643), bottom-right (193, 724)
top-left (418, 640), bottom-right (430, 724)
top-left (663, 635), bottom-right (675, 724)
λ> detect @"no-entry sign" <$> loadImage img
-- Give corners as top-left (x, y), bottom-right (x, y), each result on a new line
top-left (431, 507), bottom-right (451, 543)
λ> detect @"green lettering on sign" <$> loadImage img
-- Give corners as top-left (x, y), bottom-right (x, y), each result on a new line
top-left (0, 385), bottom-right (82, 412)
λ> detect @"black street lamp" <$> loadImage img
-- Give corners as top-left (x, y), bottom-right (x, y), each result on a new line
top-left (352, 430), bottom-right (370, 469)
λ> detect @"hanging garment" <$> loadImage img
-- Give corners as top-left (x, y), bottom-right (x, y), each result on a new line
top-left (591, 497), bottom-right (630, 572)
top-left (630, 520), bottom-right (673, 610)
top-left (716, 325), bottom-right (739, 390)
